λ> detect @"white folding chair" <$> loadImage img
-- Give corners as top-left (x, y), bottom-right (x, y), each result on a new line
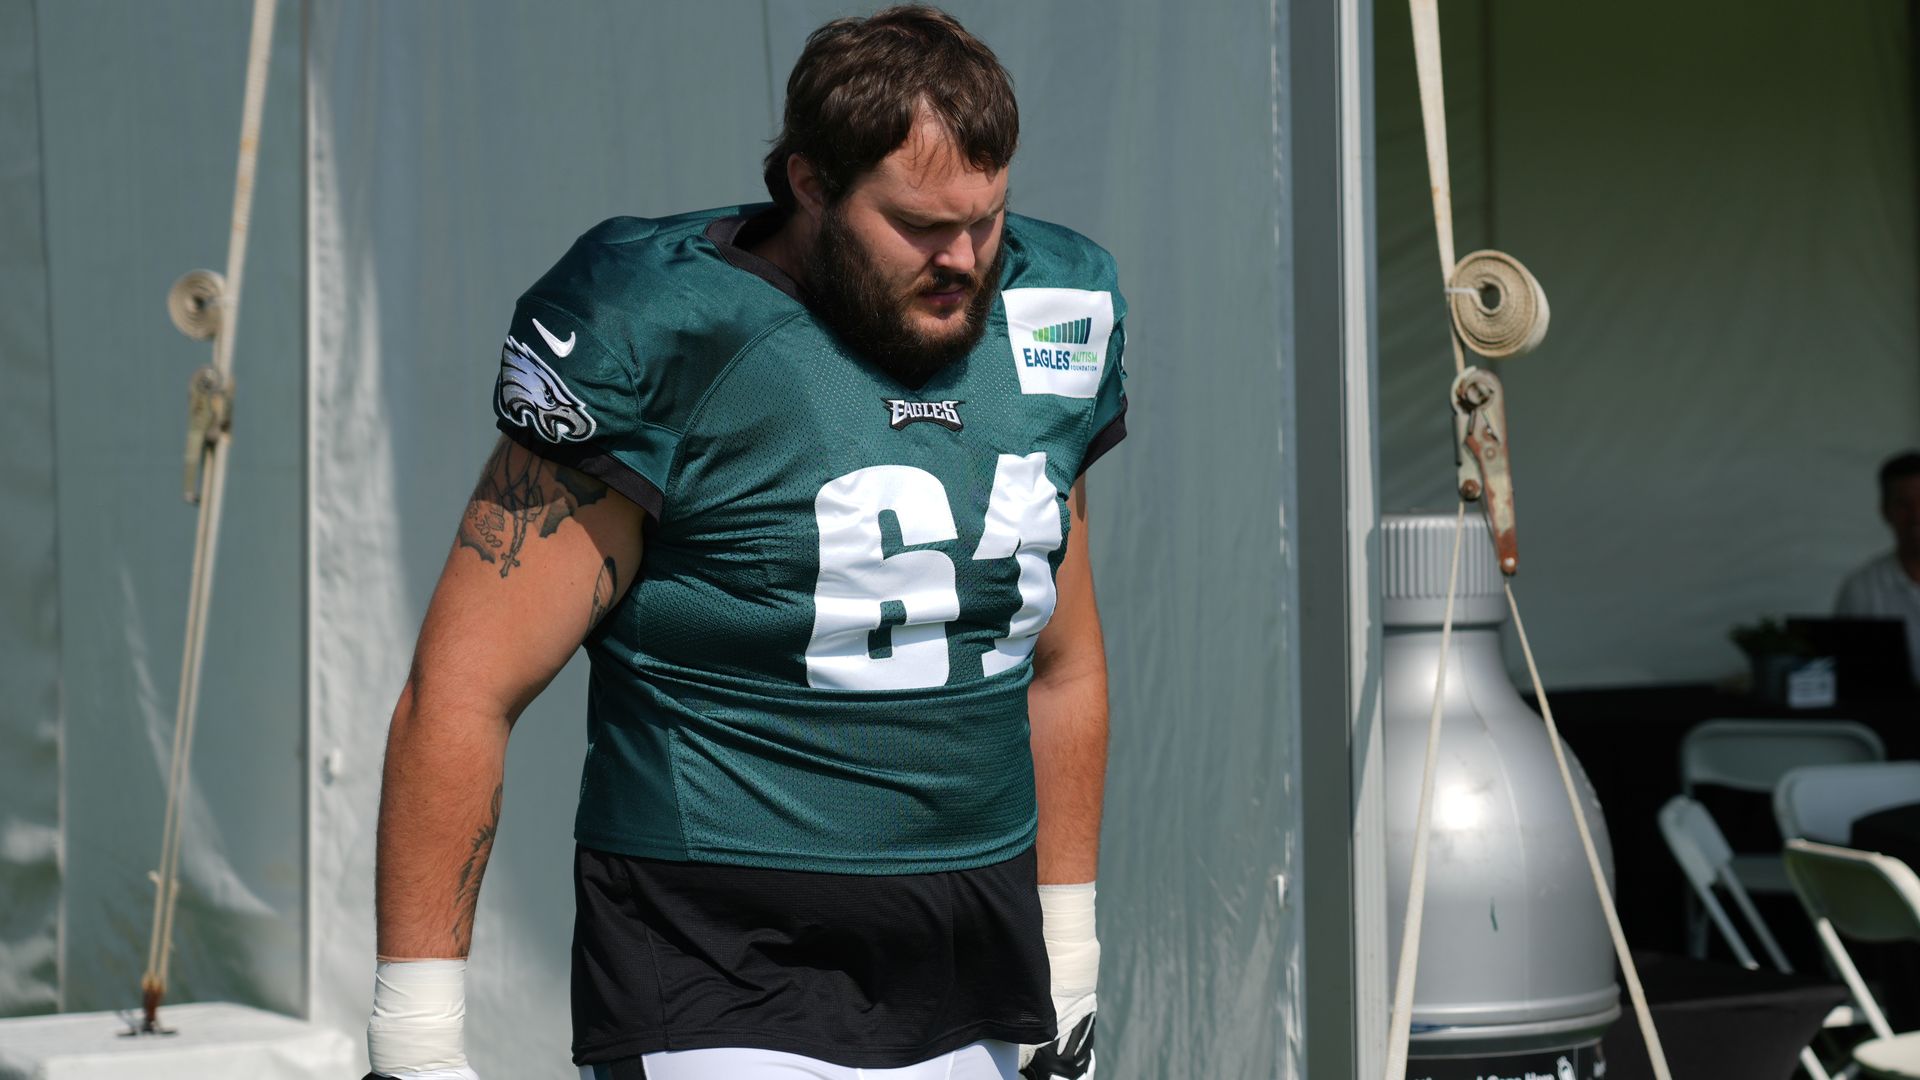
top-left (1785, 840), bottom-right (1920, 1078)
top-left (1679, 720), bottom-right (1884, 954)
top-left (1776, 763), bottom-right (1920, 845)
top-left (1683, 721), bottom-right (1886, 796)
top-left (1660, 796), bottom-right (1842, 1080)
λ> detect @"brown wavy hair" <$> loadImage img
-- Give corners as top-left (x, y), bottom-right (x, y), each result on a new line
top-left (763, 5), bottom-right (1019, 211)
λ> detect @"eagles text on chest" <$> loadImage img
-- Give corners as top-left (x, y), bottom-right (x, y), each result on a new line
top-left (883, 398), bottom-right (965, 432)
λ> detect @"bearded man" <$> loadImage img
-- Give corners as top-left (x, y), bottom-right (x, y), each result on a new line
top-left (366, 7), bottom-right (1127, 1079)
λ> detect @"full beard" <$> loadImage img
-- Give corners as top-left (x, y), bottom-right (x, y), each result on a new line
top-left (804, 203), bottom-right (1005, 389)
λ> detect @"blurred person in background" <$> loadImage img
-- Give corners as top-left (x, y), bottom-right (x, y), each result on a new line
top-left (1835, 450), bottom-right (1920, 683)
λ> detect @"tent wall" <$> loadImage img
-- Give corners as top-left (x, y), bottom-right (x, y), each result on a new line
top-left (27, 0), bottom-right (308, 1018)
top-left (0, 0), bottom-right (61, 1021)
top-left (1377, 0), bottom-right (1920, 688)
top-left (307, 2), bottom-right (1304, 1076)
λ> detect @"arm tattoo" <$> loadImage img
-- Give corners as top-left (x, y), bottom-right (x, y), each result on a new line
top-left (589, 556), bottom-right (617, 629)
top-left (449, 782), bottom-right (502, 954)
top-left (455, 440), bottom-right (608, 578)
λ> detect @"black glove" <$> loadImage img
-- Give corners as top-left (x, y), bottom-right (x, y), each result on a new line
top-left (1021, 1010), bottom-right (1095, 1079)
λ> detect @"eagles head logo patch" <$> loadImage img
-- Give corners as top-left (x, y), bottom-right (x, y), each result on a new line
top-left (497, 334), bottom-right (598, 443)
top-left (883, 398), bottom-right (964, 432)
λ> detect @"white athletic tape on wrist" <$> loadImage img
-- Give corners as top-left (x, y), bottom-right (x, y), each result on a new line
top-left (1037, 882), bottom-right (1098, 995)
top-left (369, 959), bottom-right (471, 1076)
top-left (1024, 882), bottom-right (1100, 1072)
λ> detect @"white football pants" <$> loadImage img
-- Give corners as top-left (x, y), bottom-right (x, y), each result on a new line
top-left (580, 1040), bottom-right (1018, 1080)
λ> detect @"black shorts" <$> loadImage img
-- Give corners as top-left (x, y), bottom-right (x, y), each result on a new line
top-left (571, 845), bottom-right (1054, 1067)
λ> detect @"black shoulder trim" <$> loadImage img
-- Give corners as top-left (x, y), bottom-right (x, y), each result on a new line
top-left (1078, 399), bottom-right (1128, 477)
top-left (497, 422), bottom-right (665, 521)
top-left (707, 211), bottom-right (806, 303)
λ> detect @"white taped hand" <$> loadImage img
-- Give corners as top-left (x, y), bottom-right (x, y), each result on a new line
top-left (1020, 883), bottom-right (1098, 1080)
top-left (366, 959), bottom-right (481, 1080)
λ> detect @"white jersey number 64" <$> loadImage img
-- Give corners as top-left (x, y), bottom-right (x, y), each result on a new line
top-left (806, 453), bottom-right (1062, 691)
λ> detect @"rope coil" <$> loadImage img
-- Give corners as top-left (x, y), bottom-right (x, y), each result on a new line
top-left (167, 270), bottom-right (227, 342)
top-left (1448, 250), bottom-right (1550, 359)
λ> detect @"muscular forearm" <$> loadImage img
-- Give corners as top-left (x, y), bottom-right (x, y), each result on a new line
top-left (375, 679), bottom-right (511, 960)
top-left (1028, 666), bottom-right (1108, 884)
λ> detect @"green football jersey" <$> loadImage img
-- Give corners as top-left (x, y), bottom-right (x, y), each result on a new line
top-left (492, 205), bottom-right (1128, 874)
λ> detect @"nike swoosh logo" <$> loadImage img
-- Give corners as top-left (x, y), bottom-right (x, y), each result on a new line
top-left (532, 317), bottom-right (576, 358)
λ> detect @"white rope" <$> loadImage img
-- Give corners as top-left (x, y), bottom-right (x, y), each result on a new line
top-left (1505, 584), bottom-right (1671, 1078)
top-left (141, 0), bottom-right (277, 1020)
top-left (1407, 0), bottom-right (1466, 377)
top-left (1382, 501), bottom-right (1467, 1080)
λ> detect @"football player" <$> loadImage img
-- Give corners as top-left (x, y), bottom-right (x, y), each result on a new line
top-left (367, 7), bottom-right (1126, 1079)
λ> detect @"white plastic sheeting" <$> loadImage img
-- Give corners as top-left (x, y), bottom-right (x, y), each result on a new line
top-left (306, 3), bottom-right (1302, 1077)
top-left (0, 0), bottom-right (61, 1021)
top-left (1377, 1), bottom-right (1920, 687)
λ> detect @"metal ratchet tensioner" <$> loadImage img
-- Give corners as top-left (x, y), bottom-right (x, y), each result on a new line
top-left (1451, 366), bottom-right (1518, 576)
top-left (183, 364), bottom-right (231, 504)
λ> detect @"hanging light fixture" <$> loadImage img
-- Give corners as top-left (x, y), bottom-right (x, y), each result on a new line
top-left (1384, 512), bottom-right (1620, 1079)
